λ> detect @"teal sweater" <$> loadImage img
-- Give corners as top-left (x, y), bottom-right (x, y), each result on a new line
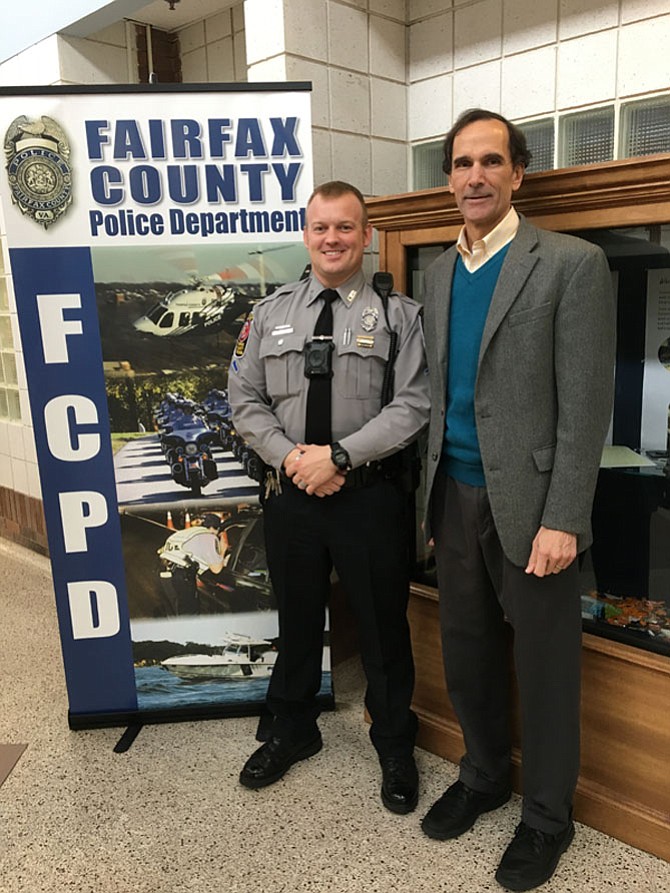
top-left (443, 246), bottom-right (510, 486)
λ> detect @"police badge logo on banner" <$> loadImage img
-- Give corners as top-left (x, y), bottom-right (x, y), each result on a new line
top-left (4, 115), bottom-right (73, 229)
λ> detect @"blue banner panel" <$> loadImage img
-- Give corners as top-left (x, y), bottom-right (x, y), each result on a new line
top-left (10, 246), bottom-right (137, 715)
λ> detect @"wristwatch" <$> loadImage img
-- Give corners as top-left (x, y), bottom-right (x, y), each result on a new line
top-left (330, 442), bottom-right (352, 472)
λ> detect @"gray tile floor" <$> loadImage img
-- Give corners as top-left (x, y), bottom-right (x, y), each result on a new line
top-left (0, 539), bottom-right (668, 893)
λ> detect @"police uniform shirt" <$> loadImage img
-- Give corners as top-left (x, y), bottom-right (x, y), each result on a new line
top-left (228, 270), bottom-right (429, 470)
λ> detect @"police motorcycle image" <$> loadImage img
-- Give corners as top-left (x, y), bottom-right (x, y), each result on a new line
top-left (198, 388), bottom-right (269, 482)
top-left (200, 388), bottom-right (234, 442)
top-left (160, 632), bottom-right (278, 681)
top-left (154, 392), bottom-right (200, 435)
top-left (157, 507), bottom-right (274, 614)
top-left (215, 410), bottom-right (266, 486)
top-left (155, 395), bottom-right (219, 498)
top-left (161, 422), bottom-right (219, 498)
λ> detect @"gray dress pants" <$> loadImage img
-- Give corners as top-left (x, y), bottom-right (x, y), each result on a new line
top-left (431, 471), bottom-right (581, 834)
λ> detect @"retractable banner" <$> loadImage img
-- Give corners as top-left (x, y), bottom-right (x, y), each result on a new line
top-left (0, 83), bottom-right (333, 728)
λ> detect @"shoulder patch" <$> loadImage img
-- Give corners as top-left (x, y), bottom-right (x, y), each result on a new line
top-left (233, 310), bottom-right (254, 361)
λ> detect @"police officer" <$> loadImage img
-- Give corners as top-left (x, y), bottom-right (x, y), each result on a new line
top-left (160, 512), bottom-right (226, 614)
top-left (228, 180), bottom-right (430, 813)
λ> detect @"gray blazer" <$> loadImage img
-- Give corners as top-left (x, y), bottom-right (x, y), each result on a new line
top-left (423, 216), bottom-right (616, 567)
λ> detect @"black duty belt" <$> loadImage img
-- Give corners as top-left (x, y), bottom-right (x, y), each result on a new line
top-left (343, 462), bottom-right (386, 489)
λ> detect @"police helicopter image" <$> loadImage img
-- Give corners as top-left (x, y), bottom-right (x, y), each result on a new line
top-left (132, 247), bottom-right (304, 338)
top-left (132, 272), bottom-right (248, 337)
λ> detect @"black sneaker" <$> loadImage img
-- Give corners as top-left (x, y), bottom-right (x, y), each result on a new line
top-left (421, 779), bottom-right (511, 840)
top-left (495, 820), bottom-right (575, 891)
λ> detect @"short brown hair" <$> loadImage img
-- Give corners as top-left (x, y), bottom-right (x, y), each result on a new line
top-left (306, 180), bottom-right (368, 226)
top-left (442, 109), bottom-right (532, 174)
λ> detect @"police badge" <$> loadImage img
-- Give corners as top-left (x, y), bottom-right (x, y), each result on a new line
top-left (4, 115), bottom-right (73, 229)
top-left (360, 306), bottom-right (379, 333)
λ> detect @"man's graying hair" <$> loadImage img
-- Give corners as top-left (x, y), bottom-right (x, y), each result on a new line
top-left (442, 109), bottom-right (532, 174)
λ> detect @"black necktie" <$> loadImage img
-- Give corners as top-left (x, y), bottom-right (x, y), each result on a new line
top-left (305, 289), bottom-right (338, 444)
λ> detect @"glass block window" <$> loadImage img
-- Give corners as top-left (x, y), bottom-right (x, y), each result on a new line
top-left (412, 140), bottom-right (447, 190)
top-left (0, 239), bottom-right (21, 422)
top-left (518, 118), bottom-right (555, 173)
top-left (620, 95), bottom-right (670, 158)
top-left (558, 107), bottom-right (614, 168)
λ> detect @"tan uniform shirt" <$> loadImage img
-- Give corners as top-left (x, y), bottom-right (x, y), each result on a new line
top-left (228, 270), bottom-right (429, 470)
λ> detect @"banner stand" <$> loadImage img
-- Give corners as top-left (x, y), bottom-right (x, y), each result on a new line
top-left (68, 692), bottom-right (336, 732)
top-left (0, 83), bottom-right (336, 730)
top-left (113, 724), bottom-right (143, 754)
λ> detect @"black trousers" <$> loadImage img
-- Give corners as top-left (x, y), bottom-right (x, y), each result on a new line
top-left (261, 477), bottom-right (417, 759)
top-left (168, 566), bottom-right (199, 615)
top-left (431, 472), bottom-right (581, 834)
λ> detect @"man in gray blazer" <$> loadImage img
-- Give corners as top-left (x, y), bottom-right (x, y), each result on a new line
top-left (421, 109), bottom-right (615, 892)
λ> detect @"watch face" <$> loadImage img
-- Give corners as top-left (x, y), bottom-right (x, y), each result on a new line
top-left (332, 445), bottom-right (350, 470)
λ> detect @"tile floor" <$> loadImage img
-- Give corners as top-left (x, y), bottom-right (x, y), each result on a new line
top-left (0, 539), bottom-right (668, 893)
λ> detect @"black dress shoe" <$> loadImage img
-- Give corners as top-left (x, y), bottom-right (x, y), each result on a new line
top-left (421, 779), bottom-right (511, 840)
top-left (495, 821), bottom-right (575, 891)
top-left (380, 755), bottom-right (419, 814)
top-left (239, 734), bottom-right (322, 790)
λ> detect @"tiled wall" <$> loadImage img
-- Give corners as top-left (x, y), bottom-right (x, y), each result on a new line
top-left (244, 0), bottom-right (409, 197)
top-left (57, 22), bottom-right (131, 85)
top-left (0, 203), bottom-right (45, 552)
top-left (408, 0), bottom-right (670, 141)
top-left (179, 4), bottom-right (247, 84)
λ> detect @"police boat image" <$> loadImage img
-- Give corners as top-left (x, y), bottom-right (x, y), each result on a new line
top-left (160, 633), bottom-right (278, 681)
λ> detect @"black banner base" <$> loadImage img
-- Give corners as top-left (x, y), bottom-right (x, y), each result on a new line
top-left (113, 724), bottom-right (143, 753)
top-left (68, 693), bottom-right (336, 731)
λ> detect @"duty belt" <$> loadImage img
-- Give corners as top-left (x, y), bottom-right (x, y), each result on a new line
top-left (342, 461), bottom-right (386, 489)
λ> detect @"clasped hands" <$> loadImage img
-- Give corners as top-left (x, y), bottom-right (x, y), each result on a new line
top-left (283, 444), bottom-right (346, 497)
